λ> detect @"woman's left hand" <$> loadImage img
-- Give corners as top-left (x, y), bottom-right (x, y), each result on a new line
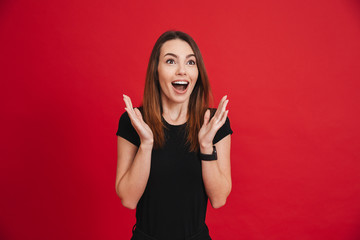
top-left (198, 95), bottom-right (229, 151)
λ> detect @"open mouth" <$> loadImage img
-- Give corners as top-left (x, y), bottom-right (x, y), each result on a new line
top-left (171, 81), bottom-right (189, 92)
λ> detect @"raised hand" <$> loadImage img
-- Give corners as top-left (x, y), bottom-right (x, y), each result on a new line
top-left (123, 94), bottom-right (154, 146)
top-left (198, 95), bottom-right (229, 151)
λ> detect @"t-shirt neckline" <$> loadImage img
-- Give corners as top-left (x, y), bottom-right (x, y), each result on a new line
top-left (161, 116), bottom-right (187, 127)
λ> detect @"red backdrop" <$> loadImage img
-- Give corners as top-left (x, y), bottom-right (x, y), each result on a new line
top-left (1, 0), bottom-right (360, 239)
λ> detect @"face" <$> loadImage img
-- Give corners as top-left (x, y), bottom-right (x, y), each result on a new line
top-left (157, 39), bottom-right (199, 105)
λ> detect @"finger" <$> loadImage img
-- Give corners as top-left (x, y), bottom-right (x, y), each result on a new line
top-left (134, 108), bottom-right (144, 121)
top-left (124, 97), bottom-right (138, 123)
top-left (126, 95), bottom-right (134, 110)
top-left (216, 95), bottom-right (227, 113)
top-left (217, 99), bottom-right (229, 122)
top-left (214, 95), bottom-right (227, 119)
top-left (123, 94), bottom-right (131, 110)
top-left (219, 98), bottom-right (229, 115)
top-left (124, 107), bottom-right (136, 122)
top-left (203, 109), bottom-right (210, 126)
top-left (213, 98), bottom-right (228, 123)
top-left (123, 95), bottom-right (134, 110)
top-left (123, 95), bottom-right (137, 119)
top-left (222, 99), bottom-right (229, 112)
top-left (219, 110), bottom-right (229, 125)
top-left (125, 107), bottom-right (143, 131)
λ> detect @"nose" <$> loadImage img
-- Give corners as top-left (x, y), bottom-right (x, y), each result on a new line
top-left (176, 62), bottom-right (186, 76)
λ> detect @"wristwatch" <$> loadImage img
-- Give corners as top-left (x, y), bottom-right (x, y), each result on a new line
top-left (199, 145), bottom-right (217, 161)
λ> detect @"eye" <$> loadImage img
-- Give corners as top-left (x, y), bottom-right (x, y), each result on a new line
top-left (166, 59), bottom-right (175, 64)
top-left (187, 59), bottom-right (196, 65)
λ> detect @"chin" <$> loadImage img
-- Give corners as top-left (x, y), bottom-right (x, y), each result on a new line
top-left (162, 92), bottom-right (192, 105)
top-left (171, 96), bottom-right (191, 104)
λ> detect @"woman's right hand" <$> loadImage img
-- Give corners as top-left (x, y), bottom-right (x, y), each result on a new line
top-left (123, 94), bottom-right (154, 147)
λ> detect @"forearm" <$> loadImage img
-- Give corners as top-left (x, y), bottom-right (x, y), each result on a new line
top-left (200, 144), bottom-right (231, 208)
top-left (117, 143), bottom-right (153, 209)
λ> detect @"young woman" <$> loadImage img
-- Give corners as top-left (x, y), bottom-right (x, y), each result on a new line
top-left (115, 31), bottom-right (233, 240)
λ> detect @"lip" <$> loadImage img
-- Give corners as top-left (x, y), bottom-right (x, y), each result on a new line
top-left (171, 80), bottom-right (190, 94)
top-left (171, 80), bottom-right (189, 84)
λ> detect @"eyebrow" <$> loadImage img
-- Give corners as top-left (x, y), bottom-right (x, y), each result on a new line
top-left (164, 53), bottom-right (195, 58)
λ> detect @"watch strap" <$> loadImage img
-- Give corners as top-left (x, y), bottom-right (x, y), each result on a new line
top-left (199, 145), bottom-right (218, 161)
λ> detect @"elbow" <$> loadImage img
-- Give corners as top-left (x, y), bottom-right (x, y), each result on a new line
top-left (210, 189), bottom-right (231, 209)
top-left (210, 197), bottom-right (227, 209)
top-left (115, 185), bottom-right (137, 210)
top-left (117, 192), bottom-right (137, 210)
top-left (121, 199), bottom-right (137, 210)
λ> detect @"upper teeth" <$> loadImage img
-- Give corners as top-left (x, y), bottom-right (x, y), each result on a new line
top-left (173, 81), bottom-right (188, 85)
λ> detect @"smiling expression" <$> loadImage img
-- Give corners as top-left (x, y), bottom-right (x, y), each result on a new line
top-left (157, 39), bottom-right (199, 106)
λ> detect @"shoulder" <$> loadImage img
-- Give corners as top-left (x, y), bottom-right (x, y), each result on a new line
top-left (119, 110), bottom-right (130, 124)
top-left (210, 108), bottom-right (233, 144)
top-left (116, 107), bottom-right (142, 147)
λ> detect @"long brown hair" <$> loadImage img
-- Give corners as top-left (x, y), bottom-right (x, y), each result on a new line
top-left (142, 31), bottom-right (213, 152)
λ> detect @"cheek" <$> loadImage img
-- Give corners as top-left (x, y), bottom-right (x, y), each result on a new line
top-left (157, 67), bottom-right (165, 85)
top-left (191, 68), bottom-right (199, 81)
top-left (158, 66), bottom-right (172, 82)
top-left (157, 68), bottom-right (171, 93)
top-left (158, 76), bottom-right (168, 92)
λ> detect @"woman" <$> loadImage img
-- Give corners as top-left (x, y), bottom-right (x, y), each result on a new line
top-left (115, 31), bottom-right (233, 240)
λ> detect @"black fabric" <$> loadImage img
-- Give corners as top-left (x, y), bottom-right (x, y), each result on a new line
top-left (116, 108), bottom-right (233, 240)
top-left (116, 111), bottom-right (141, 147)
top-left (131, 224), bottom-right (212, 240)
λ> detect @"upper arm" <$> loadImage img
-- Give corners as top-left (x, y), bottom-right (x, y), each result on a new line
top-left (214, 134), bottom-right (232, 191)
top-left (115, 136), bottom-right (138, 194)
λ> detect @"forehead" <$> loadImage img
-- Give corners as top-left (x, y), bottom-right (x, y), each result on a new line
top-left (160, 39), bottom-right (194, 56)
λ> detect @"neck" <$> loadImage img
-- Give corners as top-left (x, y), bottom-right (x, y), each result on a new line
top-left (161, 97), bottom-right (189, 125)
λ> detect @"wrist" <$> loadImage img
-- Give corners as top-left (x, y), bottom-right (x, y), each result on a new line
top-left (199, 145), bottom-right (218, 161)
top-left (140, 141), bottom-right (153, 150)
top-left (200, 146), bottom-right (213, 154)
top-left (200, 142), bottom-right (213, 154)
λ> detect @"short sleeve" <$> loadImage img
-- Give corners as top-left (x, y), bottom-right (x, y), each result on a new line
top-left (116, 111), bottom-right (141, 147)
top-left (213, 116), bottom-right (233, 144)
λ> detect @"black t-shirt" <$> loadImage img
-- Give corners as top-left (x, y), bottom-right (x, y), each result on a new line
top-left (116, 109), bottom-right (233, 240)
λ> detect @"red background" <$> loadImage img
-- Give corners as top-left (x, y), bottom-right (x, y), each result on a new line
top-left (1, 0), bottom-right (360, 239)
